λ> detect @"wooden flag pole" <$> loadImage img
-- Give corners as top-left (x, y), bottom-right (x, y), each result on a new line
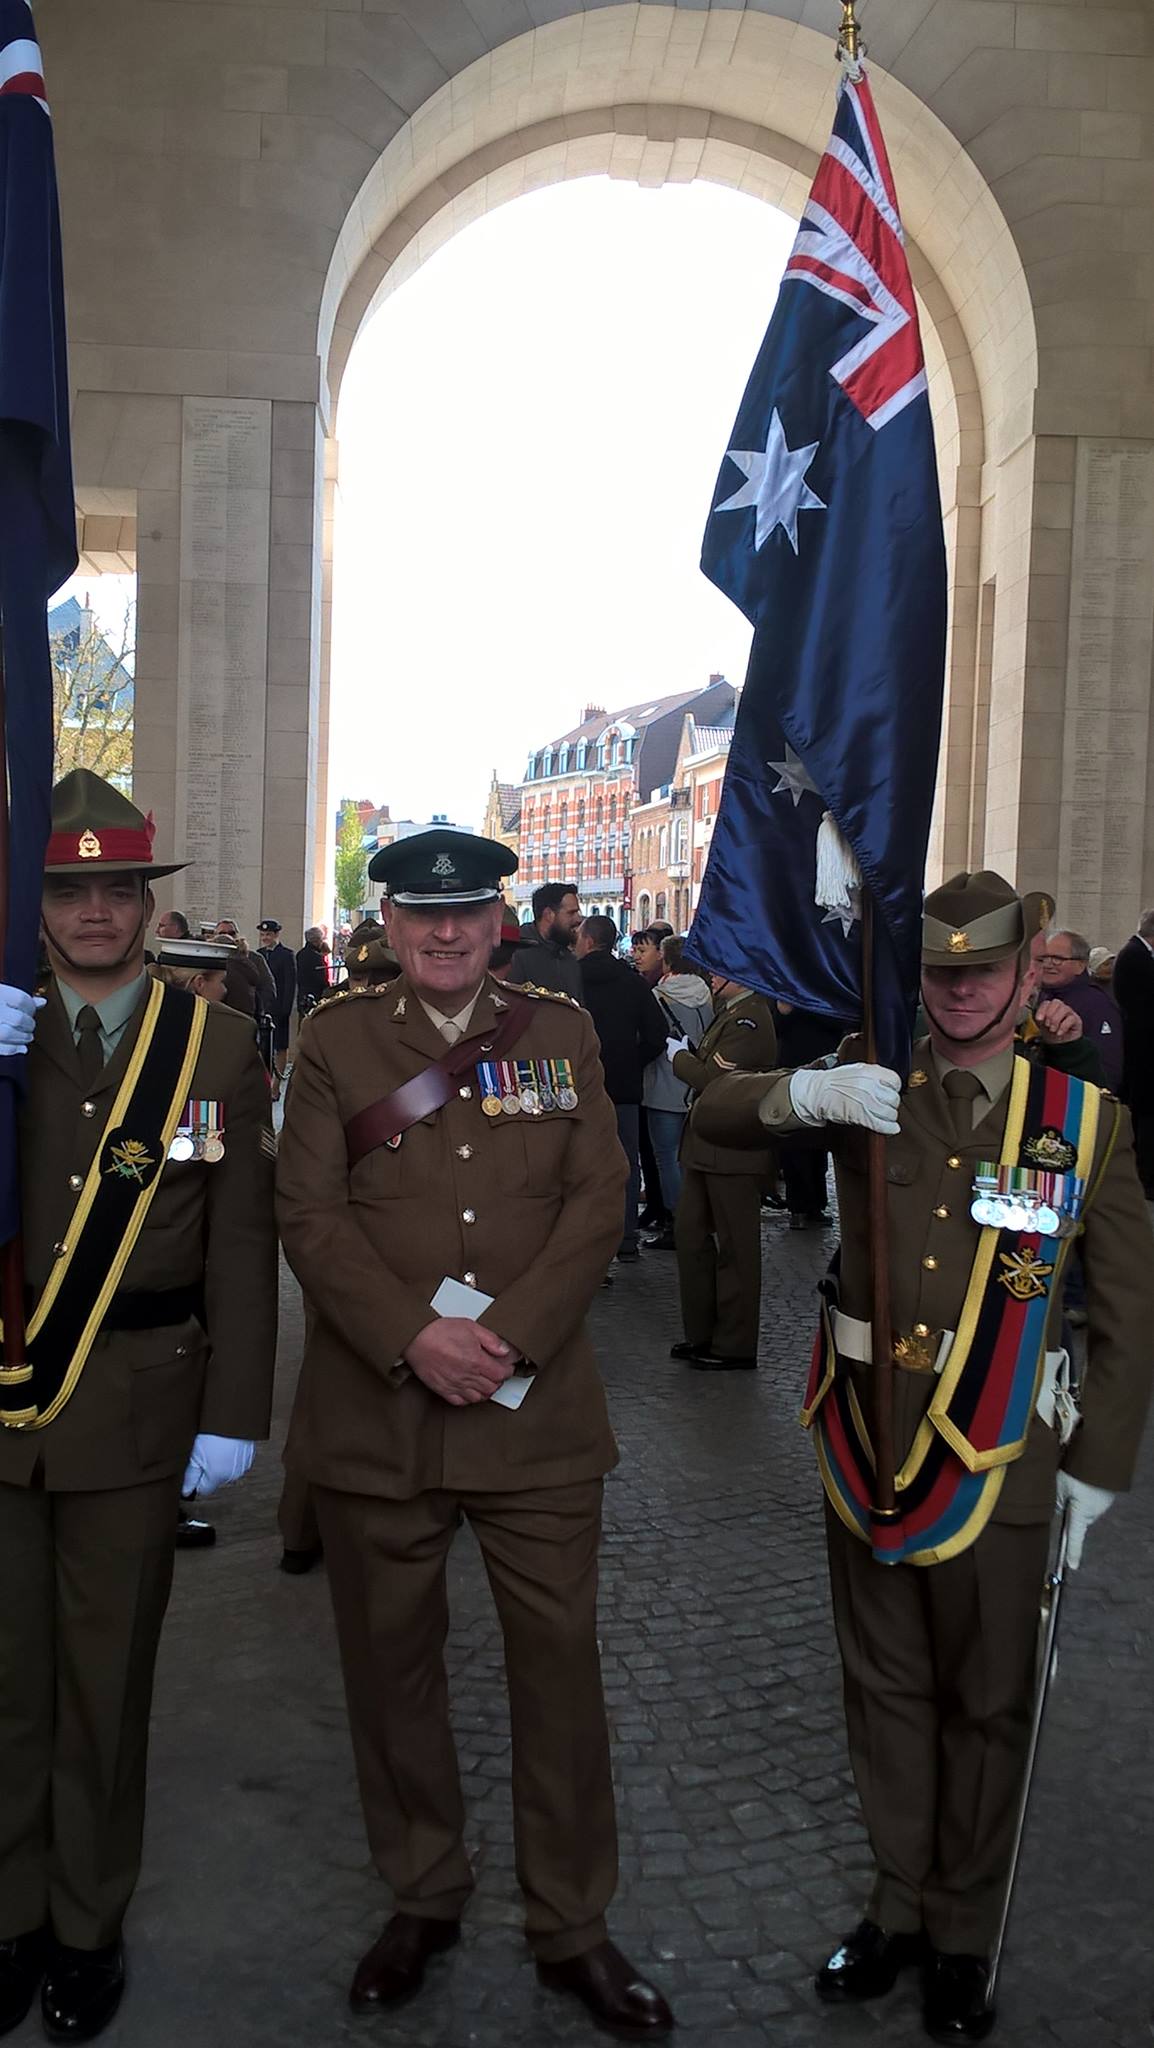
top-left (0, 617), bottom-right (30, 1374)
top-left (861, 888), bottom-right (896, 1518)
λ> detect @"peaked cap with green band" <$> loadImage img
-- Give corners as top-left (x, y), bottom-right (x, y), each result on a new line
top-left (922, 870), bottom-right (1029, 968)
top-left (45, 769), bottom-right (188, 879)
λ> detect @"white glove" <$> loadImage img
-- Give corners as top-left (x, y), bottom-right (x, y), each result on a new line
top-left (788, 1062), bottom-right (901, 1135)
top-left (182, 1433), bottom-right (256, 1498)
top-left (1055, 1471), bottom-right (1115, 1570)
top-left (0, 984), bottom-right (45, 1056)
top-left (665, 1035), bottom-right (690, 1064)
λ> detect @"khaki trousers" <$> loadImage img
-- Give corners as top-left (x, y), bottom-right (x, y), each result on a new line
top-left (313, 1479), bottom-right (617, 1963)
top-left (0, 1475), bottom-right (183, 1947)
top-left (674, 1167), bottom-right (763, 1357)
top-left (825, 1500), bottom-right (1051, 1953)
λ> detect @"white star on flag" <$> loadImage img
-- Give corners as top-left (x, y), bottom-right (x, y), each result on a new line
top-left (715, 408), bottom-right (826, 553)
top-left (767, 745), bottom-right (819, 807)
top-left (822, 896), bottom-right (862, 940)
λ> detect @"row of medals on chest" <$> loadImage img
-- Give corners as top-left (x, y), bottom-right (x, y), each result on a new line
top-left (969, 1160), bottom-right (1084, 1238)
top-left (478, 1058), bottom-right (577, 1119)
top-left (168, 1100), bottom-right (225, 1164)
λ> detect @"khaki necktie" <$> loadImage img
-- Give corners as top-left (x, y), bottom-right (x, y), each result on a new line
top-left (439, 1019), bottom-right (461, 1047)
top-left (942, 1067), bottom-right (983, 1139)
top-left (75, 1005), bottom-right (105, 1090)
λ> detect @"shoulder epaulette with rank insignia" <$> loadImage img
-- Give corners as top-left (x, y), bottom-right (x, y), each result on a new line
top-left (506, 981), bottom-right (580, 1007)
top-left (306, 982), bottom-right (394, 1021)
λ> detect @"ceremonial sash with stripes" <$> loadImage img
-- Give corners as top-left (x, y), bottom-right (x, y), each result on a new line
top-left (0, 979), bottom-right (207, 1431)
top-left (802, 1059), bottom-right (1108, 1566)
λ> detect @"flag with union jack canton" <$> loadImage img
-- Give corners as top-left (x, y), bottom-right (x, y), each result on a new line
top-left (0, 0), bottom-right (76, 1246)
top-left (689, 70), bottom-right (946, 1077)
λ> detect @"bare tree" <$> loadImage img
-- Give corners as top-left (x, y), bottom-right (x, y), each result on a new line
top-left (51, 597), bottom-right (135, 789)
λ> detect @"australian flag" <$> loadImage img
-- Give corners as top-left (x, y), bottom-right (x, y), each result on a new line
top-left (0, 0), bottom-right (76, 1247)
top-left (689, 69), bottom-right (946, 1077)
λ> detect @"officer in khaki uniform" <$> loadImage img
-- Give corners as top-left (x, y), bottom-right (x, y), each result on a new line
top-left (276, 829), bottom-right (674, 2040)
top-left (668, 981), bottom-right (778, 1369)
top-left (694, 873), bottom-right (1154, 2042)
top-left (0, 772), bottom-right (277, 2042)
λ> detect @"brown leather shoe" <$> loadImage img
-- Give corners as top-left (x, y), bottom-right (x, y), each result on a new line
top-left (537, 1940), bottom-right (675, 2039)
top-left (348, 1913), bottom-right (460, 2012)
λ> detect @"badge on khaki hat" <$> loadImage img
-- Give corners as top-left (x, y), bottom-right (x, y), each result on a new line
top-left (922, 871), bottom-right (1025, 968)
top-left (45, 769), bottom-right (189, 880)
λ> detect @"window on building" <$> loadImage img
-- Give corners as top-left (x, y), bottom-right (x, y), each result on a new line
top-left (576, 739), bottom-right (587, 770)
top-left (655, 892), bottom-right (667, 922)
top-left (658, 826), bottom-right (668, 867)
top-left (559, 743), bottom-right (569, 773)
top-left (542, 747), bottom-right (553, 777)
top-left (638, 894), bottom-right (652, 927)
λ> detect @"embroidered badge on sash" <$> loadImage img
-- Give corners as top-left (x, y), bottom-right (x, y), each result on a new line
top-left (105, 1138), bottom-right (156, 1185)
top-left (997, 1247), bottom-right (1054, 1301)
top-left (1022, 1127), bottom-right (1077, 1171)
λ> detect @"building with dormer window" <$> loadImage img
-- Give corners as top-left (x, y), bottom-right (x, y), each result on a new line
top-left (515, 676), bottom-right (736, 934)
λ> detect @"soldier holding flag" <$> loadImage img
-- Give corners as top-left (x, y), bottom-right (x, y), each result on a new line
top-left (696, 873), bottom-right (1154, 2039)
top-left (0, 775), bottom-right (278, 2039)
top-left (681, 7), bottom-right (1152, 2036)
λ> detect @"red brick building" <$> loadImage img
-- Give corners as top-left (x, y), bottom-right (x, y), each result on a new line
top-left (514, 677), bottom-right (735, 932)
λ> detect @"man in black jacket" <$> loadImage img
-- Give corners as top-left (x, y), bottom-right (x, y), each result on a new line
top-left (505, 883), bottom-right (583, 1002)
top-left (295, 925), bottom-right (330, 1016)
top-left (576, 916), bottom-right (669, 1260)
top-left (1112, 909), bottom-right (1154, 1196)
top-left (257, 918), bottom-right (298, 1097)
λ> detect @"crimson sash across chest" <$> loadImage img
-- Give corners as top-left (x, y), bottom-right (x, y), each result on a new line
top-left (0, 980), bottom-right (206, 1432)
top-left (802, 1059), bottom-right (1103, 1566)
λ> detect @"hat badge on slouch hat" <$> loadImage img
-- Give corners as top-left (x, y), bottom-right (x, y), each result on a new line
top-left (368, 827), bottom-right (518, 907)
top-left (44, 769), bottom-right (189, 880)
top-left (922, 871), bottom-right (1027, 969)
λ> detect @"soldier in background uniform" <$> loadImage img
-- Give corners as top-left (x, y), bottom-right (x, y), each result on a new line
top-left (0, 772), bottom-right (277, 2041)
top-left (668, 979), bottom-right (778, 1369)
top-left (694, 872), bottom-right (1154, 2041)
top-left (276, 829), bottom-right (674, 2040)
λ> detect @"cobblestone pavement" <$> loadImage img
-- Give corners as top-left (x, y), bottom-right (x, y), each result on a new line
top-left (16, 1206), bottom-right (1152, 2048)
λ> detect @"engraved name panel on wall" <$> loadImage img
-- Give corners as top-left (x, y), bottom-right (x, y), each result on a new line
top-left (175, 399), bottom-right (272, 934)
top-left (1058, 441), bottom-right (1154, 937)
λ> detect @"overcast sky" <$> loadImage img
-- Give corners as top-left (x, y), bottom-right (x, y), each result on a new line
top-left (59, 177), bottom-right (795, 827)
top-left (332, 176), bottom-right (792, 823)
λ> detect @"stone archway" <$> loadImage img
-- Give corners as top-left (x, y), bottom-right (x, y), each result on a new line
top-left (49, 0), bottom-right (1154, 942)
top-left (316, 14), bottom-right (1032, 916)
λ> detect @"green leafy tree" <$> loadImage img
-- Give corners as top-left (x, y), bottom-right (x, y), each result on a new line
top-left (52, 599), bottom-right (135, 791)
top-left (334, 800), bottom-right (368, 922)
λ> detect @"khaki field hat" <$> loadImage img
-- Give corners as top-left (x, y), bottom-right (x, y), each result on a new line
top-left (45, 769), bottom-right (188, 879)
top-left (922, 871), bottom-right (1026, 968)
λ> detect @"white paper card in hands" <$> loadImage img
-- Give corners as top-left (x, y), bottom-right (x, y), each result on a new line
top-left (429, 1277), bottom-right (535, 1410)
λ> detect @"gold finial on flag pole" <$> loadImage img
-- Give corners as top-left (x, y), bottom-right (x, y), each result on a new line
top-left (836, 0), bottom-right (865, 71)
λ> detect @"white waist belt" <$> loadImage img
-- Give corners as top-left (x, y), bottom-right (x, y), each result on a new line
top-left (831, 1309), bottom-right (1071, 1431)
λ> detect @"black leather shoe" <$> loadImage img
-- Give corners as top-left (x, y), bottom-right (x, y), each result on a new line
top-left (669, 1341), bottom-right (698, 1360)
top-left (279, 1544), bottom-right (323, 1575)
top-left (643, 1230), bottom-right (676, 1251)
top-left (0, 1929), bottom-right (46, 2036)
top-left (922, 1952), bottom-right (995, 2041)
top-left (41, 1939), bottom-right (124, 2042)
top-left (686, 1351), bottom-right (757, 1371)
top-left (815, 1919), bottom-right (926, 2002)
top-left (348, 1913), bottom-right (459, 2012)
top-left (537, 1940), bottom-right (674, 2040)
top-left (175, 1514), bottom-right (216, 1549)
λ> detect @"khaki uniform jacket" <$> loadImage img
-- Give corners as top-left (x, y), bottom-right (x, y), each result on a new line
top-left (277, 974), bottom-right (626, 1499)
top-left (672, 992), bottom-right (778, 1175)
top-left (695, 1038), bottom-right (1154, 1516)
top-left (0, 982), bottom-right (278, 1491)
